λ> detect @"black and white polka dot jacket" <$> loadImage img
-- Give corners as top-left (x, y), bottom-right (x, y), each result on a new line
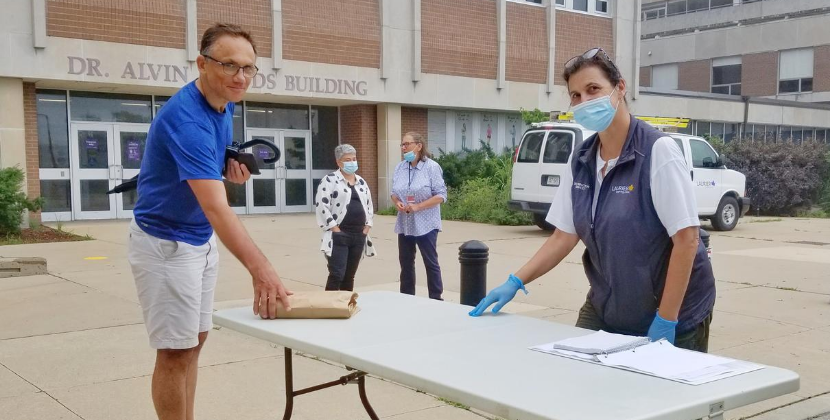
top-left (314, 170), bottom-right (377, 258)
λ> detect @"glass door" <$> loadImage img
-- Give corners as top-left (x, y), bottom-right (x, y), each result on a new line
top-left (113, 124), bottom-right (149, 219)
top-left (70, 123), bottom-right (116, 220)
top-left (279, 131), bottom-right (312, 213)
top-left (245, 129), bottom-right (280, 214)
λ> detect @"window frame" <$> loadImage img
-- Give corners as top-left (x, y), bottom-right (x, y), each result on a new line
top-left (557, 0), bottom-right (611, 16)
top-left (711, 57), bottom-right (742, 96)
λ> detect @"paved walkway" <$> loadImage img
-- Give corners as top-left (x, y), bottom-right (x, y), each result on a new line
top-left (1, 215), bottom-right (828, 419)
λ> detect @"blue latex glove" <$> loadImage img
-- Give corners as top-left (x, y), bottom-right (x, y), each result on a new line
top-left (647, 312), bottom-right (678, 344)
top-left (468, 274), bottom-right (528, 317)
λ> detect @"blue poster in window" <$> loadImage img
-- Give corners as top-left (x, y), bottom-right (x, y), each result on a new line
top-left (257, 147), bottom-right (271, 159)
top-left (85, 138), bottom-right (98, 150)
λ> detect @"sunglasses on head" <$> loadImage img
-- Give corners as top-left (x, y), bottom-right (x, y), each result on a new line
top-left (564, 47), bottom-right (616, 71)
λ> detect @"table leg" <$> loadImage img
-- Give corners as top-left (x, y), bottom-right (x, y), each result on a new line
top-left (358, 374), bottom-right (380, 420)
top-left (280, 347), bottom-right (379, 420)
top-left (283, 347), bottom-right (294, 420)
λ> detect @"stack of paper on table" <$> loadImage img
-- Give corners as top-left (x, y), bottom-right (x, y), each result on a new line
top-left (530, 330), bottom-right (763, 385)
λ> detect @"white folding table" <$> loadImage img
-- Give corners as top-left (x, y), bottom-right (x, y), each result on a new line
top-left (213, 291), bottom-right (799, 420)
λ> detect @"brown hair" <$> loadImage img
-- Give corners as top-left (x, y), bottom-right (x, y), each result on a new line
top-left (562, 52), bottom-right (622, 88)
top-left (200, 23), bottom-right (257, 56)
top-left (404, 131), bottom-right (431, 161)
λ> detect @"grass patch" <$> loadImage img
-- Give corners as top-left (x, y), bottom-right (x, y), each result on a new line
top-left (745, 217), bottom-right (782, 223)
top-left (438, 397), bottom-right (470, 410)
top-left (796, 209), bottom-right (829, 218)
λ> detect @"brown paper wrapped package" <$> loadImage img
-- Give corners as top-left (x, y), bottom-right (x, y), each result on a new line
top-left (275, 291), bottom-right (359, 319)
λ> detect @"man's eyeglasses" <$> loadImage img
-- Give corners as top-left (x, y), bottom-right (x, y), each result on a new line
top-left (564, 47), bottom-right (615, 71)
top-left (203, 55), bottom-right (259, 78)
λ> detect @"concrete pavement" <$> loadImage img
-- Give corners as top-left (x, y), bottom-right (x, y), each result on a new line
top-left (0, 214), bottom-right (828, 420)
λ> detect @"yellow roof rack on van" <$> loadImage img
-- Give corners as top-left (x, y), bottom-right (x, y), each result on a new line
top-left (548, 111), bottom-right (690, 130)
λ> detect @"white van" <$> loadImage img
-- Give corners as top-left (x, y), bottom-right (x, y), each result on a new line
top-left (508, 121), bottom-right (751, 231)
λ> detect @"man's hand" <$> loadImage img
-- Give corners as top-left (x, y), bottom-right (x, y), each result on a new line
top-left (252, 264), bottom-right (293, 319)
top-left (224, 159), bottom-right (251, 184)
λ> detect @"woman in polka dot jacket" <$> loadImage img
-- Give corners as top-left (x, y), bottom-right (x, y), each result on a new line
top-left (315, 144), bottom-right (377, 291)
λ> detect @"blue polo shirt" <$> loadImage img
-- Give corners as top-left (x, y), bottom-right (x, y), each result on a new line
top-left (133, 81), bottom-right (234, 245)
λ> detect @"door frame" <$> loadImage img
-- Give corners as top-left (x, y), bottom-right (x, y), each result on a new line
top-left (69, 122), bottom-right (117, 220)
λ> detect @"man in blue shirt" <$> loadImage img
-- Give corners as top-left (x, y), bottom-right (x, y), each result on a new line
top-left (128, 23), bottom-right (292, 420)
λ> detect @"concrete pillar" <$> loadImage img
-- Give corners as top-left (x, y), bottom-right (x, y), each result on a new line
top-left (272, 0), bottom-right (284, 69)
top-left (186, 0), bottom-right (198, 61)
top-left (496, 0), bottom-right (506, 89)
top-left (614, 0), bottom-right (642, 100)
top-left (412, 0), bottom-right (422, 82)
top-left (32, 0), bottom-right (47, 49)
top-left (377, 104), bottom-right (402, 210)
top-left (0, 78), bottom-right (30, 226)
top-left (545, 0), bottom-right (557, 94)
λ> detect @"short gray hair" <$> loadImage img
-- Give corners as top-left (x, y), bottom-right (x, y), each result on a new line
top-left (334, 144), bottom-right (357, 160)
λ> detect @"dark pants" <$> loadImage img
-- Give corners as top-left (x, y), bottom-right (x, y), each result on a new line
top-left (398, 229), bottom-right (443, 300)
top-left (325, 231), bottom-right (365, 292)
top-left (575, 297), bottom-right (712, 352)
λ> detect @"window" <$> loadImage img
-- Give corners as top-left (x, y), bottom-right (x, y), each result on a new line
top-left (696, 121), bottom-right (710, 137)
top-left (311, 106), bottom-right (339, 170)
top-left (666, 0), bottom-right (687, 15)
top-left (711, 122), bottom-right (724, 140)
top-left (652, 64), bottom-right (679, 90)
top-left (70, 92), bottom-right (152, 123)
top-left (36, 90), bottom-right (70, 169)
top-left (642, 4), bottom-right (666, 20)
top-left (557, 0), bottom-right (609, 15)
top-left (671, 138), bottom-right (686, 157)
top-left (712, 57), bottom-right (741, 96)
top-left (689, 139), bottom-right (719, 168)
top-left (779, 48), bottom-right (813, 94)
top-left (542, 132), bottom-right (574, 164)
top-left (245, 102), bottom-right (309, 129)
top-left (687, 0), bottom-right (709, 12)
top-left (517, 132), bottom-right (545, 163)
top-left (816, 129), bottom-right (826, 144)
top-left (710, 0), bottom-right (732, 8)
top-left (724, 123), bottom-right (737, 143)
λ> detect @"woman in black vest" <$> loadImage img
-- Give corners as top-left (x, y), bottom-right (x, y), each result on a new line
top-left (469, 48), bottom-right (716, 352)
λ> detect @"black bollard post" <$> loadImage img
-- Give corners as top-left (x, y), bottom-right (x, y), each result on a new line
top-left (699, 228), bottom-right (711, 260)
top-left (459, 240), bottom-right (489, 306)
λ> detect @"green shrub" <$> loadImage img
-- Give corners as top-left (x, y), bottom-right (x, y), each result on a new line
top-left (520, 108), bottom-right (549, 125)
top-left (434, 147), bottom-right (531, 226)
top-left (376, 206), bottom-right (397, 216)
top-left (0, 167), bottom-right (43, 235)
top-left (717, 140), bottom-right (829, 216)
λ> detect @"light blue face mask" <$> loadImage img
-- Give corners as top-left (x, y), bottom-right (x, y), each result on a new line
top-left (342, 161), bottom-right (358, 174)
top-left (572, 87), bottom-right (620, 132)
top-left (403, 151), bottom-right (416, 162)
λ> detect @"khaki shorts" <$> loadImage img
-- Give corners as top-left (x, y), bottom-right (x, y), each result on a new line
top-left (128, 220), bottom-right (219, 350)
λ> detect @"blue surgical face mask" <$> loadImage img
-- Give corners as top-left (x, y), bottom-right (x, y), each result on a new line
top-left (342, 161), bottom-right (358, 174)
top-left (572, 87), bottom-right (620, 132)
top-left (403, 151), bottom-right (416, 162)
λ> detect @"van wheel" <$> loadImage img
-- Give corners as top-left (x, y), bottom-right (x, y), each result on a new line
top-left (711, 196), bottom-right (739, 231)
top-left (532, 213), bottom-right (555, 231)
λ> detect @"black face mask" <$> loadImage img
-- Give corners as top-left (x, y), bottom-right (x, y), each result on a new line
top-left (107, 138), bottom-right (281, 194)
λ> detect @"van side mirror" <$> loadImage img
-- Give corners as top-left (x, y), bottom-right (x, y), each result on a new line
top-left (702, 157), bottom-right (714, 168)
